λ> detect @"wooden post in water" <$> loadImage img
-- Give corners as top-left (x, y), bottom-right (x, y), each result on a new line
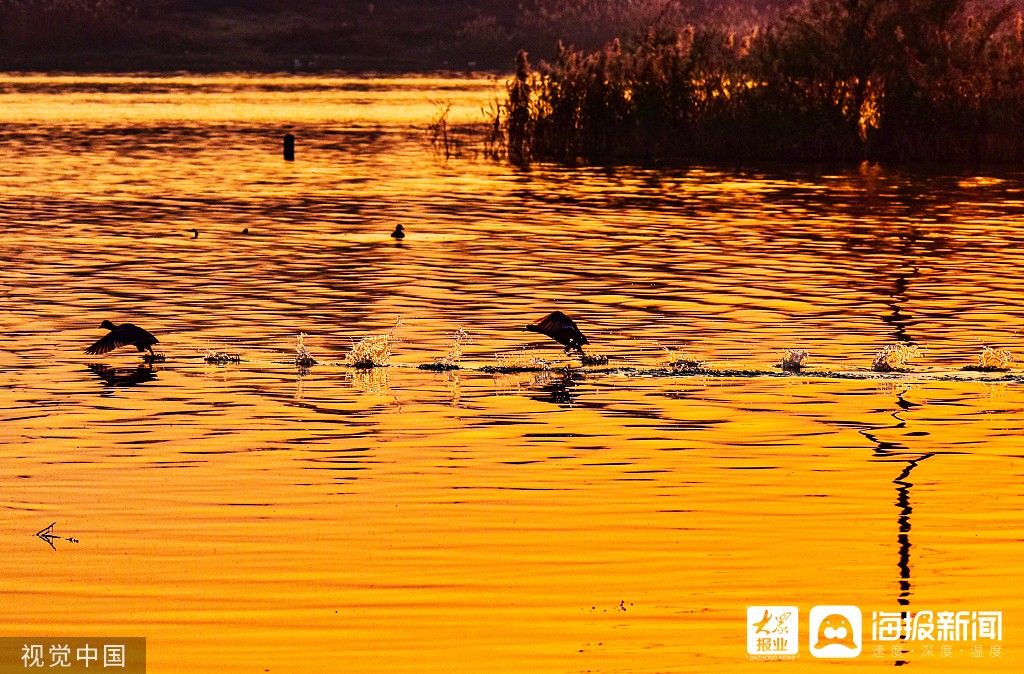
top-left (283, 133), bottom-right (295, 161)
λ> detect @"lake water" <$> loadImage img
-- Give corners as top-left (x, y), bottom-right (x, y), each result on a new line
top-left (0, 74), bottom-right (1021, 672)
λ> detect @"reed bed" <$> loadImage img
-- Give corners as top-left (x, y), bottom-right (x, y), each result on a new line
top-left (494, 1), bottom-right (1024, 164)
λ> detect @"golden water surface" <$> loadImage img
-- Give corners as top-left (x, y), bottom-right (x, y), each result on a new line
top-left (0, 74), bottom-right (1021, 673)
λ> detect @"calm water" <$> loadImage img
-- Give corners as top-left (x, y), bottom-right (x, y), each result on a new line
top-left (0, 74), bottom-right (1022, 673)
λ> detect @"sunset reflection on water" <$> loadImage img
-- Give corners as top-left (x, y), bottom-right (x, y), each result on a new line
top-left (0, 74), bottom-right (1021, 673)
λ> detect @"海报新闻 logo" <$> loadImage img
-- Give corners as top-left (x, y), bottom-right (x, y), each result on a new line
top-left (809, 605), bottom-right (862, 658)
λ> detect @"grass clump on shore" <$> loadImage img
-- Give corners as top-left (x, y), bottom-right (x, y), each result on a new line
top-left (495, 1), bottom-right (1024, 164)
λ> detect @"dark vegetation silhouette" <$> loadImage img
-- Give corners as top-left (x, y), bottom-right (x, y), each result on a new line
top-left (3, 1), bottom-right (1020, 165)
top-left (494, 0), bottom-right (1024, 164)
top-left (0, 1), bottom-right (785, 71)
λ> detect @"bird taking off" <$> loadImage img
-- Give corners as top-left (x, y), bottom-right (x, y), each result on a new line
top-left (525, 311), bottom-right (589, 353)
top-left (85, 320), bottom-right (160, 358)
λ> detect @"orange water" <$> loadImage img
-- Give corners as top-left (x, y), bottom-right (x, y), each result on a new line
top-left (0, 74), bottom-right (1021, 673)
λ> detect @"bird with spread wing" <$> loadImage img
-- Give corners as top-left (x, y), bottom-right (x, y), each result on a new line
top-left (85, 320), bottom-right (160, 359)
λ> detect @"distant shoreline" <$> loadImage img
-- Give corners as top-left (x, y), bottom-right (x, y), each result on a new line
top-left (0, 53), bottom-right (501, 76)
top-left (0, 2), bottom-right (529, 77)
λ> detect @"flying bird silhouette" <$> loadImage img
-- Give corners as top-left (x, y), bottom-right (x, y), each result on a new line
top-left (391, 224), bottom-right (406, 240)
top-left (525, 311), bottom-right (589, 353)
top-left (85, 320), bottom-right (160, 358)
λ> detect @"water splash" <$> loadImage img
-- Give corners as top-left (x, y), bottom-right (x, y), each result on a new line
top-left (778, 348), bottom-right (809, 372)
top-left (662, 346), bottom-right (705, 373)
top-left (966, 345), bottom-right (1015, 372)
top-left (488, 349), bottom-right (551, 372)
top-left (345, 319), bottom-right (402, 369)
top-left (201, 349), bottom-right (242, 364)
top-left (872, 343), bottom-right (922, 372)
top-left (294, 332), bottom-right (318, 368)
top-left (423, 326), bottom-right (470, 370)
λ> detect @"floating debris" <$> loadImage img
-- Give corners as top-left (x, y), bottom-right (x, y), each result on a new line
top-left (777, 348), bottom-right (809, 372)
top-left (963, 345), bottom-right (1014, 372)
top-left (201, 349), bottom-right (242, 364)
top-left (871, 343), bottom-right (922, 372)
top-left (294, 332), bottom-right (318, 367)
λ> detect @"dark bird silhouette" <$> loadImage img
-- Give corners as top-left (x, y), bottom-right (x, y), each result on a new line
top-left (190, 228), bottom-right (199, 239)
top-left (391, 224), bottom-right (405, 240)
top-left (241, 227), bottom-right (249, 235)
top-left (525, 311), bottom-right (589, 353)
top-left (85, 320), bottom-right (159, 358)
